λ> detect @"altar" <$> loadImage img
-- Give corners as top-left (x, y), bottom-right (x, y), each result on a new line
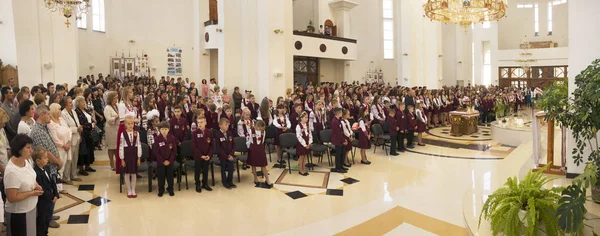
top-left (449, 111), bottom-right (480, 136)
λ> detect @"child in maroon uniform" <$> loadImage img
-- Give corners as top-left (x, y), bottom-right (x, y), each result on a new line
top-left (246, 120), bottom-right (272, 187)
top-left (406, 105), bottom-right (418, 149)
top-left (415, 103), bottom-right (428, 146)
top-left (120, 115), bottom-right (142, 198)
top-left (153, 121), bottom-right (177, 197)
top-left (273, 105), bottom-right (291, 164)
top-left (357, 107), bottom-right (372, 165)
top-left (295, 112), bottom-right (312, 176)
top-left (169, 106), bottom-right (189, 144)
top-left (191, 116), bottom-right (213, 193)
top-left (216, 118), bottom-right (236, 189)
top-left (386, 109), bottom-right (399, 156)
top-left (396, 102), bottom-right (407, 152)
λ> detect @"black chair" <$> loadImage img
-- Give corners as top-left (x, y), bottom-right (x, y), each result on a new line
top-left (279, 133), bottom-right (298, 174)
top-left (120, 143), bottom-right (151, 193)
top-left (233, 137), bottom-right (248, 183)
top-left (180, 140), bottom-right (194, 190)
top-left (139, 129), bottom-right (148, 145)
top-left (382, 121), bottom-right (390, 135)
top-left (351, 139), bottom-right (360, 164)
top-left (309, 131), bottom-right (328, 170)
top-left (264, 125), bottom-right (275, 162)
top-left (371, 124), bottom-right (391, 155)
top-left (317, 129), bottom-right (334, 166)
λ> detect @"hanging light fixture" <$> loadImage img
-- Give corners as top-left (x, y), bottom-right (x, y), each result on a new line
top-left (515, 37), bottom-right (538, 72)
top-left (43, 0), bottom-right (90, 27)
top-left (423, 0), bottom-right (507, 30)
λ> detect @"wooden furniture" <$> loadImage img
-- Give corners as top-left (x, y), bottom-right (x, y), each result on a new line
top-left (324, 19), bottom-right (337, 37)
top-left (0, 59), bottom-right (18, 87)
top-left (520, 41), bottom-right (558, 49)
top-left (449, 111), bottom-right (479, 136)
top-left (209, 0), bottom-right (218, 21)
top-left (533, 116), bottom-right (565, 175)
top-left (498, 66), bottom-right (567, 88)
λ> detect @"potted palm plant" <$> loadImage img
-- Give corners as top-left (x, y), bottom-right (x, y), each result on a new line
top-left (478, 165), bottom-right (564, 236)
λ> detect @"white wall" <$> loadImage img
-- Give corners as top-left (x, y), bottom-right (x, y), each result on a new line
top-left (472, 22), bottom-right (499, 85)
top-left (78, 0), bottom-right (199, 82)
top-left (498, 0), bottom-right (568, 50)
top-left (0, 0), bottom-right (18, 66)
top-left (566, 0), bottom-right (600, 175)
top-left (11, 0), bottom-right (79, 88)
top-left (293, 0), bottom-right (319, 31)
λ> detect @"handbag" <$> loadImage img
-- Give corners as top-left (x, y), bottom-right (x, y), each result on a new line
top-left (90, 126), bottom-right (101, 143)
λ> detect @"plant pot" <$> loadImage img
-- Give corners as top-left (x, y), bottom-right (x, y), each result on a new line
top-left (592, 184), bottom-right (600, 203)
top-left (518, 210), bottom-right (528, 227)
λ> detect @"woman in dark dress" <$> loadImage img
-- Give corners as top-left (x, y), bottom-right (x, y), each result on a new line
top-left (74, 96), bottom-right (95, 176)
top-left (246, 120), bottom-right (272, 187)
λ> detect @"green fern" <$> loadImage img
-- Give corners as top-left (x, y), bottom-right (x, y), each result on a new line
top-left (478, 165), bottom-right (565, 236)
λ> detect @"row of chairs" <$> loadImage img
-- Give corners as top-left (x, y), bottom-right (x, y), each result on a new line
top-left (121, 123), bottom-right (392, 192)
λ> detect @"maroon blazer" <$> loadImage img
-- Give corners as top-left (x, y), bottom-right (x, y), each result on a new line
top-left (153, 134), bottom-right (177, 164)
top-left (205, 111), bottom-right (215, 130)
top-left (386, 116), bottom-right (398, 136)
top-left (210, 112), bottom-right (219, 130)
top-left (192, 128), bottom-right (213, 160)
top-left (215, 130), bottom-right (235, 161)
top-left (169, 116), bottom-right (188, 143)
top-left (157, 99), bottom-right (167, 121)
top-left (396, 108), bottom-right (407, 133)
top-left (407, 112), bottom-right (417, 131)
top-left (289, 111), bottom-right (299, 132)
top-left (330, 116), bottom-right (344, 146)
top-left (248, 103), bottom-right (259, 120)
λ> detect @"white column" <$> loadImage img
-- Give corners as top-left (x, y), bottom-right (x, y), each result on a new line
top-left (566, 0), bottom-right (600, 175)
top-left (0, 0), bottom-right (18, 66)
top-left (256, 0), bottom-right (270, 99)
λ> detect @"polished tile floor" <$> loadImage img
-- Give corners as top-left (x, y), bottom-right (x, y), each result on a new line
top-left (47, 129), bottom-right (582, 236)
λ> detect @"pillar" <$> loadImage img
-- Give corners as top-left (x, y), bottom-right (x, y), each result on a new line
top-left (566, 0), bottom-right (600, 176)
top-left (329, 0), bottom-right (358, 85)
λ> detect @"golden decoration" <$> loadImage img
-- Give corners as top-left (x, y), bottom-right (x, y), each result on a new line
top-left (43, 0), bottom-right (90, 27)
top-left (423, 0), bottom-right (507, 30)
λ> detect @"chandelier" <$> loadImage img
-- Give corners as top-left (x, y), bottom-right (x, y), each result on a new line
top-left (43, 0), bottom-right (90, 27)
top-left (515, 37), bottom-right (538, 72)
top-left (423, 0), bottom-right (507, 29)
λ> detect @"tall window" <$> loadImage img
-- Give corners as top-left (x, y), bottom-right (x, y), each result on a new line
top-left (548, 3), bottom-right (553, 35)
top-left (382, 0), bottom-right (394, 59)
top-left (534, 4), bottom-right (539, 36)
top-left (472, 42), bottom-right (475, 85)
top-left (517, 3), bottom-right (533, 8)
top-left (482, 41), bottom-right (491, 86)
top-left (76, 2), bottom-right (87, 29)
top-left (92, 0), bottom-right (105, 32)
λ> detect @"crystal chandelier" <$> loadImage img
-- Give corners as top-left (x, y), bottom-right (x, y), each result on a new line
top-left (515, 37), bottom-right (538, 72)
top-left (43, 0), bottom-right (90, 27)
top-left (423, 0), bottom-right (507, 29)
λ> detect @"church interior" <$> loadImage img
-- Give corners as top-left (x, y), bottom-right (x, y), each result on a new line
top-left (1, 0), bottom-right (600, 235)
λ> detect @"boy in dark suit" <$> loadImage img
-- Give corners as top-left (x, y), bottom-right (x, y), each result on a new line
top-left (192, 116), bottom-right (213, 193)
top-left (396, 102), bottom-right (407, 152)
top-left (386, 109), bottom-right (399, 156)
top-left (33, 147), bottom-right (59, 236)
top-left (154, 121), bottom-right (177, 197)
top-left (216, 118), bottom-right (236, 189)
top-left (406, 105), bottom-right (418, 149)
top-left (330, 108), bottom-right (347, 173)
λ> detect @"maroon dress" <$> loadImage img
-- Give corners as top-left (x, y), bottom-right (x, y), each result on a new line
top-left (274, 116), bottom-right (288, 145)
top-left (358, 119), bottom-right (371, 149)
top-left (247, 128), bottom-right (268, 167)
top-left (122, 131), bottom-right (139, 174)
top-left (417, 109), bottom-right (427, 133)
top-left (295, 123), bottom-right (311, 156)
top-left (313, 110), bottom-right (326, 138)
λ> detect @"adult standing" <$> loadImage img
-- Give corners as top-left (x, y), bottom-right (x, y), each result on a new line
top-left (2, 86), bottom-right (18, 141)
top-left (48, 103), bottom-right (73, 185)
top-left (92, 88), bottom-right (105, 150)
top-left (0, 109), bottom-right (10, 202)
top-left (5, 134), bottom-right (43, 236)
top-left (17, 100), bottom-right (36, 134)
top-left (60, 97), bottom-right (82, 183)
top-left (116, 87), bottom-right (138, 174)
top-left (232, 86), bottom-right (242, 114)
top-left (74, 97), bottom-right (95, 176)
top-left (103, 92), bottom-right (120, 171)
top-left (28, 104), bottom-right (63, 229)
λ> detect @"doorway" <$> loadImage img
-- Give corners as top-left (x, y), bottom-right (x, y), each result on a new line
top-left (293, 56), bottom-right (319, 88)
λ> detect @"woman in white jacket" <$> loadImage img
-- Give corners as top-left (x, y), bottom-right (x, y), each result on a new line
top-left (60, 97), bottom-right (83, 182)
top-left (49, 104), bottom-right (73, 188)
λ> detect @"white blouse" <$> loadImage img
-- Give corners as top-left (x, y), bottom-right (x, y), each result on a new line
top-left (119, 131), bottom-right (142, 160)
top-left (118, 101), bottom-right (137, 121)
top-left (341, 119), bottom-right (353, 138)
top-left (4, 160), bottom-right (37, 213)
top-left (295, 123), bottom-right (313, 148)
top-left (48, 118), bottom-right (72, 151)
top-left (17, 118), bottom-right (34, 135)
top-left (273, 115), bottom-right (291, 130)
top-left (245, 129), bottom-right (266, 147)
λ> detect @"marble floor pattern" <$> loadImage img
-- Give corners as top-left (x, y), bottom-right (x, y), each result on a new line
top-left (48, 131), bottom-right (552, 236)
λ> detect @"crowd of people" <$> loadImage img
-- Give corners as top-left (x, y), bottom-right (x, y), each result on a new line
top-left (0, 74), bottom-right (537, 235)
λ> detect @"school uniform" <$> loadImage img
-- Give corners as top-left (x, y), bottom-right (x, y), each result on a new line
top-left (407, 111), bottom-right (418, 147)
top-left (295, 123), bottom-right (313, 157)
top-left (246, 128), bottom-right (267, 167)
top-left (153, 134), bottom-right (177, 194)
top-left (192, 128), bottom-right (212, 188)
top-left (396, 109), bottom-right (407, 151)
top-left (34, 165), bottom-right (59, 236)
top-left (237, 119), bottom-right (254, 137)
top-left (312, 109), bottom-right (327, 140)
top-left (157, 99), bottom-right (167, 121)
top-left (248, 103), bottom-right (259, 120)
top-left (330, 116), bottom-right (346, 172)
top-left (416, 109), bottom-right (428, 133)
top-left (216, 130), bottom-right (236, 186)
top-left (386, 116), bottom-right (398, 155)
top-left (119, 131), bottom-right (142, 174)
top-left (169, 116), bottom-right (188, 144)
top-left (273, 115), bottom-right (291, 146)
top-left (289, 111), bottom-right (299, 132)
top-left (358, 118), bottom-right (371, 149)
